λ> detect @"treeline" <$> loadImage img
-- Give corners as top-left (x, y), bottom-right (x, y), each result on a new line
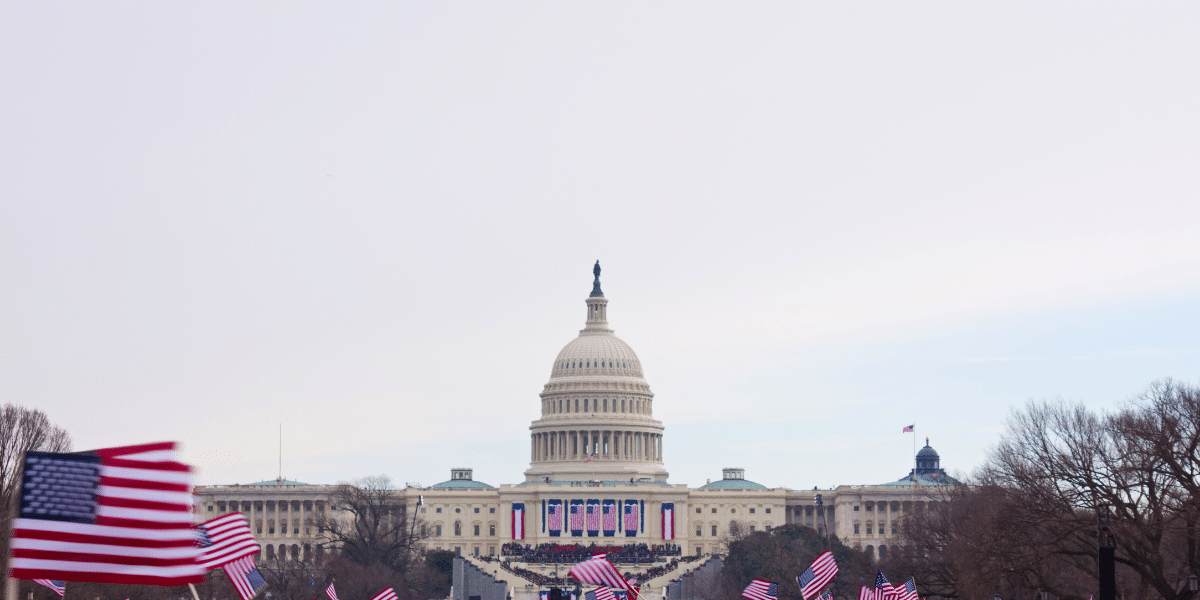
top-left (877, 380), bottom-right (1200, 600)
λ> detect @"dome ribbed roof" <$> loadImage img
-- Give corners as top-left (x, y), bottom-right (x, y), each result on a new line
top-left (917, 443), bottom-right (939, 458)
top-left (550, 335), bottom-right (644, 379)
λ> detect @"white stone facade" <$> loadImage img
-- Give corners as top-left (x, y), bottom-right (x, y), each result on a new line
top-left (195, 267), bottom-right (954, 563)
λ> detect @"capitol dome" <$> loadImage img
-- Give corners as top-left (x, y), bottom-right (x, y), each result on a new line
top-left (524, 263), bottom-right (668, 483)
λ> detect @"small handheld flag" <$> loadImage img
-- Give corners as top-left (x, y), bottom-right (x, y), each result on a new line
top-left (33, 580), bottom-right (66, 598)
top-left (796, 550), bottom-right (838, 600)
top-left (742, 579), bottom-right (778, 600)
top-left (568, 555), bottom-right (636, 592)
top-left (371, 588), bottom-right (400, 600)
top-left (223, 555), bottom-right (268, 600)
top-left (327, 581), bottom-right (339, 600)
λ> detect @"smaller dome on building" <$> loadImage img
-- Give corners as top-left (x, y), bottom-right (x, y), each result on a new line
top-left (698, 468), bottom-right (768, 490)
top-left (884, 438), bottom-right (960, 486)
top-left (429, 468), bottom-right (495, 489)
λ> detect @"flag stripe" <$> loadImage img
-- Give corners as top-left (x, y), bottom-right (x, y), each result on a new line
top-left (11, 445), bottom-right (204, 585)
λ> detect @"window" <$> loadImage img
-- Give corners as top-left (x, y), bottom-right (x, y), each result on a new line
top-left (696, 508), bottom-right (701, 514)
top-left (269, 526), bottom-right (275, 534)
top-left (455, 508), bottom-right (461, 513)
top-left (474, 525), bottom-right (480, 536)
top-left (749, 508), bottom-right (755, 514)
top-left (867, 525), bottom-right (873, 534)
top-left (437, 508), bottom-right (442, 513)
top-left (854, 506), bottom-right (860, 511)
top-left (696, 530), bottom-right (702, 536)
top-left (866, 504), bottom-right (873, 511)
top-left (711, 525), bottom-right (717, 536)
top-left (436, 525), bottom-right (443, 536)
top-left (490, 525), bottom-right (496, 536)
top-left (892, 525), bottom-right (897, 535)
top-left (257, 527), bottom-right (262, 534)
top-left (711, 508), bottom-right (717, 514)
top-left (731, 508), bottom-right (736, 513)
top-left (454, 521), bottom-right (462, 536)
top-left (765, 508), bottom-right (771, 514)
top-left (749, 526), bottom-right (756, 532)
top-left (474, 508), bottom-right (480, 513)
top-left (490, 507), bottom-right (496, 513)
top-left (765, 525), bottom-right (772, 532)
top-left (854, 524), bottom-right (860, 534)
top-left (207, 506), bottom-right (214, 512)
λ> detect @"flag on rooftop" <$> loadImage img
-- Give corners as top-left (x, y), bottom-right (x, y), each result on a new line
top-left (223, 555), bottom-right (268, 600)
top-left (326, 581), bottom-right (339, 600)
top-left (796, 550), bottom-right (839, 600)
top-left (899, 578), bottom-right (918, 600)
top-left (742, 579), bottom-right (778, 600)
top-left (568, 554), bottom-right (636, 592)
top-left (902, 424), bottom-right (914, 433)
top-left (371, 587), bottom-right (399, 600)
top-left (585, 587), bottom-right (617, 600)
top-left (196, 512), bottom-right (259, 570)
top-left (10, 442), bottom-right (205, 586)
top-left (33, 580), bottom-right (66, 598)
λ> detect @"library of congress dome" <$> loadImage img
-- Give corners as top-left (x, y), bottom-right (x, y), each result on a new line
top-left (196, 263), bottom-right (959, 574)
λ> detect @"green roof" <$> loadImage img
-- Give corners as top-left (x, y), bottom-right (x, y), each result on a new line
top-left (429, 479), bottom-right (495, 489)
top-left (699, 478), bottom-right (768, 490)
top-left (246, 479), bottom-right (314, 487)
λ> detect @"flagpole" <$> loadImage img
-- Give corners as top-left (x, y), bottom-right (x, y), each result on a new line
top-left (189, 583), bottom-right (202, 600)
top-left (912, 424), bottom-right (916, 471)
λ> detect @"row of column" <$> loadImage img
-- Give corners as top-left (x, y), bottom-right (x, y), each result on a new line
top-left (219, 500), bottom-right (320, 537)
top-left (531, 430), bottom-right (662, 462)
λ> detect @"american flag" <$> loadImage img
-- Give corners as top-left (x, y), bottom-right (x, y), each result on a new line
top-left (796, 551), bottom-right (839, 600)
top-left (10, 442), bottom-right (205, 586)
top-left (570, 504), bottom-right (585, 532)
top-left (859, 586), bottom-right (877, 600)
top-left (585, 588), bottom-right (617, 600)
top-left (586, 503), bottom-right (601, 532)
top-left (222, 555), bottom-right (268, 600)
top-left (196, 512), bottom-right (259, 570)
top-left (623, 501), bottom-right (637, 532)
top-left (568, 554), bottom-right (636, 592)
top-left (819, 592), bottom-right (833, 600)
top-left (875, 571), bottom-right (899, 600)
top-left (602, 503), bottom-right (616, 532)
top-left (899, 578), bottom-right (918, 600)
top-left (902, 425), bottom-right (914, 433)
top-left (33, 579), bottom-right (66, 597)
top-left (371, 587), bottom-right (399, 600)
top-left (742, 579), bottom-right (778, 600)
top-left (327, 581), bottom-right (339, 600)
top-left (548, 502), bottom-right (563, 532)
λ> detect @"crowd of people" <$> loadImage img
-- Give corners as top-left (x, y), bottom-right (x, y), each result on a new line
top-left (480, 549), bottom-right (703, 590)
top-left (500, 543), bottom-right (682, 564)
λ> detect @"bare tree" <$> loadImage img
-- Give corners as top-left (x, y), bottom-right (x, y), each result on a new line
top-left (315, 475), bottom-right (431, 572)
top-left (0, 404), bottom-right (72, 565)
top-left (889, 380), bottom-right (1200, 600)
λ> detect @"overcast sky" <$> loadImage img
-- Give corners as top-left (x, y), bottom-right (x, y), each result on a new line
top-left (2, 2), bottom-right (1198, 489)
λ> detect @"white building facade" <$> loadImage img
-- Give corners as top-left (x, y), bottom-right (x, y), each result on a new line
top-left (197, 264), bottom-right (956, 562)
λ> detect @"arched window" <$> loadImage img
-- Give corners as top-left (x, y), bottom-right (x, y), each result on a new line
top-left (621, 399), bottom-right (625, 412)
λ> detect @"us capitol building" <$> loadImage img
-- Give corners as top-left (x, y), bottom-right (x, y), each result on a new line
top-left (196, 264), bottom-right (957, 565)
